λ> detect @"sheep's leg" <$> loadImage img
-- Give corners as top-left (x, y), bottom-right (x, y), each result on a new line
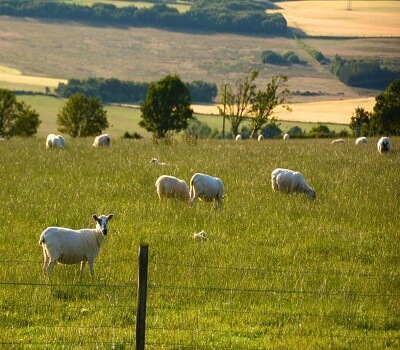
top-left (42, 249), bottom-right (50, 275)
top-left (46, 259), bottom-right (57, 275)
top-left (80, 261), bottom-right (87, 277)
top-left (88, 261), bottom-right (95, 278)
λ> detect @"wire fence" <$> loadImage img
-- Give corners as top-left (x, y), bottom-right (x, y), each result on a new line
top-left (1, 253), bottom-right (399, 349)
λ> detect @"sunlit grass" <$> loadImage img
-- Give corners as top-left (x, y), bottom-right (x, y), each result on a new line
top-left (0, 137), bottom-right (399, 348)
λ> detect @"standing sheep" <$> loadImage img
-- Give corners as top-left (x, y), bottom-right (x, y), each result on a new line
top-left (189, 173), bottom-right (225, 207)
top-left (271, 168), bottom-right (316, 200)
top-left (332, 139), bottom-right (345, 144)
top-left (377, 136), bottom-right (391, 154)
top-left (235, 134), bottom-right (242, 141)
top-left (283, 133), bottom-right (290, 140)
top-left (258, 134), bottom-right (264, 141)
top-left (46, 134), bottom-right (65, 149)
top-left (39, 214), bottom-right (114, 277)
top-left (155, 175), bottom-right (190, 201)
top-left (355, 136), bottom-right (367, 145)
top-left (93, 134), bottom-right (110, 147)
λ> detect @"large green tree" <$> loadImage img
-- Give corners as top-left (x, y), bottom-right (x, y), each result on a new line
top-left (57, 93), bottom-right (109, 137)
top-left (139, 75), bottom-right (193, 139)
top-left (369, 79), bottom-right (400, 135)
top-left (349, 107), bottom-right (370, 137)
top-left (0, 89), bottom-right (41, 137)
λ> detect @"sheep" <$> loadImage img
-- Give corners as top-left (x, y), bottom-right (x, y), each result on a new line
top-left (283, 133), bottom-right (290, 140)
top-left (150, 158), bottom-right (169, 166)
top-left (155, 175), bottom-right (190, 201)
top-left (235, 134), bottom-right (242, 141)
top-left (189, 173), bottom-right (225, 207)
top-left (39, 214), bottom-right (114, 277)
top-left (46, 134), bottom-right (65, 149)
top-left (332, 139), bottom-right (345, 144)
top-left (258, 134), bottom-right (264, 141)
top-left (93, 133), bottom-right (110, 147)
top-left (193, 230), bottom-right (207, 241)
top-left (377, 136), bottom-right (391, 154)
top-left (271, 168), bottom-right (316, 200)
top-left (355, 136), bottom-right (367, 145)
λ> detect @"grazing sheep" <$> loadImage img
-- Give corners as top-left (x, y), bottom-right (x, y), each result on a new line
top-left (355, 136), bottom-right (367, 145)
top-left (377, 136), bottom-right (391, 154)
top-left (189, 173), bottom-right (225, 207)
top-left (155, 175), bottom-right (190, 201)
top-left (46, 134), bottom-right (65, 149)
top-left (283, 133), bottom-right (290, 140)
top-left (235, 134), bottom-right (242, 141)
top-left (271, 168), bottom-right (316, 200)
top-left (193, 230), bottom-right (207, 241)
top-left (39, 214), bottom-right (114, 277)
top-left (150, 158), bottom-right (169, 166)
top-left (258, 134), bottom-right (264, 141)
top-left (332, 139), bottom-right (345, 144)
top-left (93, 134), bottom-right (110, 147)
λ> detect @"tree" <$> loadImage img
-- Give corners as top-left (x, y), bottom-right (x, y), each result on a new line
top-left (369, 79), bottom-right (400, 135)
top-left (249, 74), bottom-right (291, 139)
top-left (0, 88), bottom-right (41, 137)
top-left (218, 70), bottom-right (258, 138)
top-left (349, 107), bottom-right (370, 137)
top-left (57, 93), bottom-right (109, 137)
top-left (139, 75), bottom-right (193, 139)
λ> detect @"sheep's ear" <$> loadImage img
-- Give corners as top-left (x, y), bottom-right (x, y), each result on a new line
top-left (107, 214), bottom-right (114, 221)
top-left (92, 214), bottom-right (99, 222)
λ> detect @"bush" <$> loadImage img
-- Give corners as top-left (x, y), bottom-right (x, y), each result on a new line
top-left (261, 50), bottom-right (286, 65)
top-left (282, 50), bottom-right (300, 64)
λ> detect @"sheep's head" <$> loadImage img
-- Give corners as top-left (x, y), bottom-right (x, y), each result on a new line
top-left (308, 189), bottom-right (316, 200)
top-left (93, 214), bottom-right (114, 235)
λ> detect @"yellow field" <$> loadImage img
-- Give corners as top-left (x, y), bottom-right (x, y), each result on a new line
top-left (272, 1), bottom-right (400, 37)
top-left (193, 97), bottom-right (375, 124)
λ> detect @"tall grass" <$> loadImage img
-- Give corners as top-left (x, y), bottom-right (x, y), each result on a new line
top-left (0, 137), bottom-right (399, 348)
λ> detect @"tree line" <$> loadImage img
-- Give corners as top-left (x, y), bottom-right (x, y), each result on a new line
top-left (0, 0), bottom-right (288, 36)
top-left (55, 78), bottom-right (218, 104)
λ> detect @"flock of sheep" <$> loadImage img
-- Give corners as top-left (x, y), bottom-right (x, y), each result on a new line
top-left (40, 133), bottom-right (391, 278)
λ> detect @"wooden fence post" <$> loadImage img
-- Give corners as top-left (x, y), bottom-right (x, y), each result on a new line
top-left (136, 243), bottom-right (149, 350)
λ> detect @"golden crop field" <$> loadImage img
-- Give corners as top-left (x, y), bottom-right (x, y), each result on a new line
top-left (273, 1), bottom-right (400, 37)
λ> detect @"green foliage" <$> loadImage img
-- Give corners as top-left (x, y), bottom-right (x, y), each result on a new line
top-left (0, 0), bottom-right (288, 36)
top-left (332, 55), bottom-right (400, 89)
top-left (349, 107), bottom-right (370, 137)
top-left (139, 75), bottom-right (194, 139)
top-left (0, 88), bottom-right (41, 137)
top-left (1, 137), bottom-right (399, 348)
top-left (261, 50), bottom-right (300, 65)
top-left (282, 50), bottom-right (300, 64)
top-left (295, 36), bottom-right (327, 64)
top-left (307, 124), bottom-right (333, 138)
top-left (185, 119), bottom-right (212, 139)
top-left (57, 93), bottom-right (109, 137)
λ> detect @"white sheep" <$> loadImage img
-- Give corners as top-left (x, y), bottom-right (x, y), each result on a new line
top-left (258, 134), bottom-right (264, 141)
top-left (150, 158), bottom-right (169, 166)
top-left (46, 134), bottom-right (65, 149)
top-left (332, 139), bottom-right (345, 144)
top-left (377, 136), bottom-right (391, 154)
top-left (189, 173), bottom-right (225, 207)
top-left (193, 230), bottom-right (207, 241)
top-left (39, 214), bottom-right (114, 277)
top-left (355, 136), bottom-right (367, 145)
top-left (271, 168), bottom-right (316, 200)
top-left (235, 134), bottom-right (242, 141)
top-left (93, 133), bottom-right (110, 147)
top-left (283, 133), bottom-right (290, 140)
top-left (155, 175), bottom-right (190, 201)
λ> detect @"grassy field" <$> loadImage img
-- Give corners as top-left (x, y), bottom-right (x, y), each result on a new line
top-left (0, 137), bottom-right (399, 348)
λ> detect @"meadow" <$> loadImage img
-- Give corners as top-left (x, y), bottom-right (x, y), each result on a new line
top-left (0, 136), bottom-right (399, 348)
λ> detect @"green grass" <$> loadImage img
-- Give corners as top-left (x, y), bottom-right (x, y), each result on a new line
top-left (0, 137), bottom-right (399, 348)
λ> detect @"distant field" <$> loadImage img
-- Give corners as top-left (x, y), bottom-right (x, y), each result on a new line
top-left (273, 1), bottom-right (400, 37)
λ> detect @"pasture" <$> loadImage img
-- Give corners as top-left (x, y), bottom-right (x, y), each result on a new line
top-left (0, 136), bottom-right (399, 348)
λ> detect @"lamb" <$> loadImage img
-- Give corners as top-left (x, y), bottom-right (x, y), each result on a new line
top-left (39, 214), bottom-right (114, 277)
top-left (283, 133), bottom-right (290, 140)
top-left (150, 158), bottom-right (169, 166)
top-left (235, 134), bottom-right (242, 141)
top-left (355, 136), bottom-right (367, 145)
top-left (193, 230), bottom-right (207, 241)
top-left (271, 168), bottom-right (316, 200)
top-left (155, 175), bottom-right (190, 201)
top-left (332, 139), bottom-right (345, 144)
top-left (46, 134), bottom-right (65, 149)
top-left (377, 136), bottom-right (391, 154)
top-left (93, 134), bottom-right (110, 147)
top-left (189, 173), bottom-right (225, 207)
